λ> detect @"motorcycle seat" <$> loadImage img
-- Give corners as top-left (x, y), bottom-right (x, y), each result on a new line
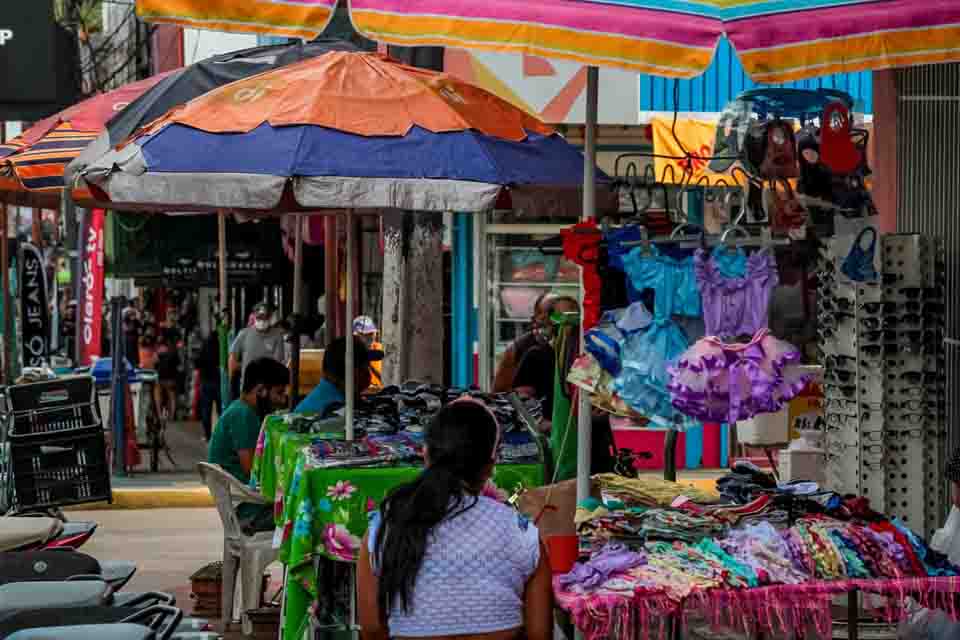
top-left (6, 623), bottom-right (155, 640)
top-left (0, 518), bottom-right (62, 552)
top-left (0, 581), bottom-right (109, 614)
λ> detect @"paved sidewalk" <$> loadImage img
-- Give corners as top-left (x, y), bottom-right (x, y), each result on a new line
top-left (69, 419), bottom-right (215, 510)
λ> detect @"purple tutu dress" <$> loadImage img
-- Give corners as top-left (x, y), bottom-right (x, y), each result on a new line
top-left (667, 248), bottom-right (813, 424)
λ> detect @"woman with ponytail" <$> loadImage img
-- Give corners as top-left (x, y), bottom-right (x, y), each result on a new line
top-left (358, 399), bottom-right (553, 640)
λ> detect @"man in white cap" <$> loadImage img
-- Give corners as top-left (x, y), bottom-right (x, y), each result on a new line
top-left (352, 316), bottom-right (383, 390)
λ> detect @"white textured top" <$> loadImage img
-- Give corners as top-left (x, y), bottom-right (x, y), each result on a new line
top-left (367, 496), bottom-right (540, 637)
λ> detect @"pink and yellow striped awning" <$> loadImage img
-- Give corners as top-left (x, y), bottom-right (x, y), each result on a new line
top-left (135, 0), bottom-right (960, 82)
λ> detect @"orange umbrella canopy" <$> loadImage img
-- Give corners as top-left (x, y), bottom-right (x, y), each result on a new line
top-left (133, 51), bottom-right (553, 142)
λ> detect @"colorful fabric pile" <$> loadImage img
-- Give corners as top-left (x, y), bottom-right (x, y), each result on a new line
top-left (556, 477), bottom-right (960, 640)
top-left (594, 474), bottom-right (721, 507)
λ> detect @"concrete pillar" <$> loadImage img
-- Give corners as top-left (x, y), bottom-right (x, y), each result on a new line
top-left (380, 211), bottom-right (445, 385)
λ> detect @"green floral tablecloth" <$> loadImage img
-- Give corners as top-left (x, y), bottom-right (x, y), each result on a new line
top-left (276, 451), bottom-right (544, 640)
top-left (251, 415), bottom-right (345, 524)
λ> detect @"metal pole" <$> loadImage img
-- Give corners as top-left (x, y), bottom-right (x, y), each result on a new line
top-left (576, 67), bottom-right (599, 505)
top-left (324, 217), bottom-right (337, 347)
top-left (345, 213), bottom-right (355, 441)
top-left (0, 203), bottom-right (9, 384)
top-left (292, 216), bottom-right (304, 313)
top-left (110, 296), bottom-right (127, 476)
top-left (217, 212), bottom-right (227, 315)
top-left (289, 216), bottom-right (304, 407)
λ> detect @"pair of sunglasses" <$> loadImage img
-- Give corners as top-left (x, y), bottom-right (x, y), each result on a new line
top-left (862, 343), bottom-right (927, 358)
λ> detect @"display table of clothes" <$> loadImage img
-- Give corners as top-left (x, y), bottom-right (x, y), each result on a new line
top-left (564, 222), bottom-right (814, 430)
top-left (246, 386), bottom-right (547, 640)
top-left (555, 468), bottom-right (960, 640)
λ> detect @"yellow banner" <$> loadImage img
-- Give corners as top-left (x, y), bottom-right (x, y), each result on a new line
top-left (136, 0), bottom-right (336, 39)
top-left (651, 117), bottom-right (741, 186)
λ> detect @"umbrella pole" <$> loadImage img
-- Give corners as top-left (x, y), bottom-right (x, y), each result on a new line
top-left (218, 211), bottom-right (229, 402)
top-left (290, 216), bottom-right (304, 407)
top-left (218, 212), bottom-right (227, 310)
top-left (344, 213), bottom-right (355, 441)
top-left (576, 66), bottom-right (599, 505)
top-left (0, 202), bottom-right (8, 384)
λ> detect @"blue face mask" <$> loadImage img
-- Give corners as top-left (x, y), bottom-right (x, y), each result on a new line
top-left (841, 226), bottom-right (878, 282)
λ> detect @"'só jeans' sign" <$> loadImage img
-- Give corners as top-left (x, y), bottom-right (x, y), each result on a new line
top-left (20, 243), bottom-right (49, 367)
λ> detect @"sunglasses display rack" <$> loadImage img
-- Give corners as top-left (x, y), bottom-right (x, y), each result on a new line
top-left (819, 233), bottom-right (947, 538)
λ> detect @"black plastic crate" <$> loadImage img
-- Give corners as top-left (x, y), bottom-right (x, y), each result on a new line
top-left (6, 376), bottom-right (101, 442)
top-left (8, 430), bottom-right (112, 511)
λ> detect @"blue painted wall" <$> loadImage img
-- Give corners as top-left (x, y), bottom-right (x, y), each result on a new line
top-left (639, 37), bottom-right (873, 114)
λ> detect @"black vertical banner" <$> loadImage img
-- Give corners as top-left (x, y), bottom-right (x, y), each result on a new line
top-left (20, 242), bottom-right (49, 367)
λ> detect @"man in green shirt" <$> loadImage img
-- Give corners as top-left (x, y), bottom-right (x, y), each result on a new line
top-left (208, 357), bottom-right (289, 533)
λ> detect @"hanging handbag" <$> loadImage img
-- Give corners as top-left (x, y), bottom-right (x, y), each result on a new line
top-left (767, 178), bottom-right (807, 234)
top-left (840, 226), bottom-right (878, 282)
top-left (758, 118), bottom-right (799, 179)
top-left (820, 102), bottom-right (861, 176)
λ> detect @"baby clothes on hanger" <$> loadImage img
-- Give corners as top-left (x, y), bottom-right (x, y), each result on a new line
top-left (667, 329), bottom-right (812, 424)
top-left (620, 245), bottom-right (702, 319)
top-left (667, 247), bottom-right (812, 425)
top-left (605, 226), bottom-right (647, 303)
top-left (696, 247), bottom-right (776, 338)
top-left (611, 245), bottom-right (702, 427)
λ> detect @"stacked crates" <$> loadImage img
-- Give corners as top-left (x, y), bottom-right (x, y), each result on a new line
top-left (3, 376), bottom-right (111, 512)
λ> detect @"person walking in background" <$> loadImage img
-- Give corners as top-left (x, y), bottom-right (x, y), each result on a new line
top-left (154, 330), bottom-right (182, 421)
top-left (122, 305), bottom-right (141, 368)
top-left (195, 330), bottom-right (222, 442)
top-left (139, 334), bottom-right (159, 371)
top-left (228, 302), bottom-right (286, 399)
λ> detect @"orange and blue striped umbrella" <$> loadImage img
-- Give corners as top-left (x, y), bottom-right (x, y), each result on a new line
top-left (0, 73), bottom-right (171, 207)
top-left (135, 0), bottom-right (960, 82)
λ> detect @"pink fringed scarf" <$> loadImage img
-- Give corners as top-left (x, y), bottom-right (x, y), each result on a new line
top-left (555, 576), bottom-right (960, 640)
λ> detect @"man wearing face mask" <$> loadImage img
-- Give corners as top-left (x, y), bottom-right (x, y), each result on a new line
top-left (207, 357), bottom-right (290, 534)
top-left (492, 292), bottom-right (556, 393)
top-left (229, 302), bottom-right (287, 396)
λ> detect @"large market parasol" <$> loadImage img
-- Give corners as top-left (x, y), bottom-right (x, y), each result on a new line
top-left (75, 49), bottom-right (613, 441)
top-left (77, 51), bottom-right (602, 214)
top-left (65, 38), bottom-right (361, 200)
top-left (0, 73), bottom-right (171, 208)
top-left (134, 0), bottom-right (960, 83)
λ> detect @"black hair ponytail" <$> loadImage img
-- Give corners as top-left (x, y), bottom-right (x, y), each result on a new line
top-left (374, 401), bottom-right (498, 615)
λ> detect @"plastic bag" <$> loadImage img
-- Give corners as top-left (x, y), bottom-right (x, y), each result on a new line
top-left (930, 506), bottom-right (960, 566)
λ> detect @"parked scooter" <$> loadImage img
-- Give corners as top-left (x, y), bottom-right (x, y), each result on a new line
top-left (0, 579), bottom-right (215, 639)
top-left (0, 550), bottom-right (137, 592)
top-left (0, 516), bottom-right (97, 552)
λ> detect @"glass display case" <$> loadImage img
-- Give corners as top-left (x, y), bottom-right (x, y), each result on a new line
top-left (477, 218), bottom-right (580, 389)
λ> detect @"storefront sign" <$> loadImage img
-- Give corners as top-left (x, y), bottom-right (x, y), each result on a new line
top-left (0, 2), bottom-right (78, 120)
top-left (79, 209), bottom-right (105, 366)
top-left (0, 3), bottom-right (55, 103)
top-left (19, 243), bottom-right (49, 367)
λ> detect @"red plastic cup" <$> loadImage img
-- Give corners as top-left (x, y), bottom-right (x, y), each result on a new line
top-left (546, 535), bottom-right (579, 574)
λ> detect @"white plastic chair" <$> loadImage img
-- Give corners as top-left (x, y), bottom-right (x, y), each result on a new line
top-left (197, 462), bottom-right (278, 636)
